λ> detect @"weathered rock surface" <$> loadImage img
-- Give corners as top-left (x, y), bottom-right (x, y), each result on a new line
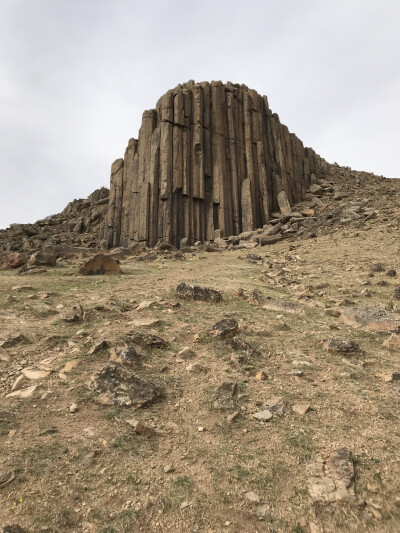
top-left (210, 318), bottom-right (239, 339)
top-left (89, 362), bottom-right (161, 407)
top-left (176, 282), bottom-right (222, 302)
top-left (104, 81), bottom-right (322, 248)
top-left (307, 448), bottom-right (355, 502)
top-left (0, 187), bottom-right (109, 258)
top-left (79, 254), bottom-right (122, 275)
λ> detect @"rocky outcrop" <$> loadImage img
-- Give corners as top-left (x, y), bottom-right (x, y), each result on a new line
top-left (104, 81), bottom-right (323, 248)
top-left (0, 187), bottom-right (109, 256)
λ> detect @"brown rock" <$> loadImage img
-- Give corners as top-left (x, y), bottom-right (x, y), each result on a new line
top-left (176, 282), bottom-right (222, 302)
top-left (307, 448), bottom-right (355, 502)
top-left (383, 334), bottom-right (400, 351)
top-left (0, 252), bottom-right (27, 270)
top-left (90, 362), bottom-right (161, 407)
top-left (210, 318), bottom-right (239, 339)
top-left (27, 251), bottom-right (57, 268)
top-left (104, 82), bottom-right (322, 248)
top-left (323, 337), bottom-right (360, 353)
top-left (79, 254), bottom-right (122, 275)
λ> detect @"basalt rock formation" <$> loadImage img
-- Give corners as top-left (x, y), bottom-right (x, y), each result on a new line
top-left (104, 81), bottom-right (323, 248)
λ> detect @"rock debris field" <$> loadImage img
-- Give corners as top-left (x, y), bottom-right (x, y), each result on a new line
top-left (0, 165), bottom-right (400, 532)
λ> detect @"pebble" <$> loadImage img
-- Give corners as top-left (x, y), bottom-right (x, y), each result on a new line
top-left (69, 403), bottom-right (78, 413)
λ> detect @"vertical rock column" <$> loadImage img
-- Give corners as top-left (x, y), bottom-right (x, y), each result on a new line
top-left (105, 81), bottom-right (322, 248)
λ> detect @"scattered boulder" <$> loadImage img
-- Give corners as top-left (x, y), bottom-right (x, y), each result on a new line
top-left (234, 287), bottom-right (264, 305)
top-left (277, 190), bottom-right (292, 216)
top-left (253, 410), bottom-right (273, 422)
top-left (323, 338), bottom-right (360, 354)
top-left (309, 184), bottom-right (323, 195)
top-left (230, 336), bottom-right (258, 356)
top-left (371, 263), bottom-right (385, 273)
top-left (21, 368), bottom-right (50, 380)
top-left (245, 253), bottom-right (262, 263)
top-left (176, 282), bottom-right (222, 302)
top-left (79, 254), bottom-right (122, 275)
top-left (177, 347), bottom-right (196, 359)
top-left (383, 334), bottom-right (400, 351)
top-left (2, 526), bottom-right (28, 533)
top-left (90, 362), bottom-right (161, 407)
top-left (307, 448), bottom-right (355, 502)
top-left (126, 332), bottom-right (168, 349)
top-left (255, 234), bottom-right (283, 246)
top-left (262, 299), bottom-right (305, 315)
top-left (27, 251), bottom-right (57, 268)
top-left (0, 333), bottom-right (29, 349)
top-left (265, 397), bottom-right (286, 416)
top-left (393, 286), bottom-right (400, 300)
top-left (213, 382), bottom-right (237, 410)
top-left (210, 318), bottom-right (239, 339)
top-left (386, 269), bottom-right (397, 278)
top-left (89, 338), bottom-right (109, 355)
top-left (339, 306), bottom-right (400, 333)
top-left (61, 304), bottom-right (85, 323)
top-left (292, 403), bottom-right (310, 416)
top-left (0, 252), bottom-right (27, 270)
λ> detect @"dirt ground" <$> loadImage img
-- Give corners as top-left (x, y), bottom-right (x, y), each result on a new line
top-left (1, 174), bottom-right (400, 532)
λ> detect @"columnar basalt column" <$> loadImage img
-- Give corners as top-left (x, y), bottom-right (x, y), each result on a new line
top-left (105, 81), bottom-right (322, 248)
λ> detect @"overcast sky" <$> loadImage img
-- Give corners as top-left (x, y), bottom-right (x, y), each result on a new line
top-left (1, 0), bottom-right (399, 229)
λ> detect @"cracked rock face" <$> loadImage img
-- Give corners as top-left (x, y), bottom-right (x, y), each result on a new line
top-left (104, 81), bottom-right (322, 248)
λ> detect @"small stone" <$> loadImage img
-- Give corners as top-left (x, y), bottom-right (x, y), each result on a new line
top-left (292, 403), bottom-right (310, 415)
top-left (265, 396), bottom-right (285, 416)
top-left (186, 362), bottom-right (208, 373)
top-left (136, 300), bottom-right (156, 311)
top-left (69, 403), bottom-right (78, 413)
top-left (244, 491), bottom-right (261, 503)
top-left (325, 309), bottom-right (341, 318)
top-left (224, 521), bottom-right (231, 527)
top-left (371, 263), bottom-right (385, 273)
top-left (253, 410), bottom-right (273, 422)
top-left (129, 318), bottom-right (161, 328)
top-left (89, 338), bottom-right (108, 355)
top-left (164, 465), bottom-right (174, 473)
top-left (386, 269), bottom-right (397, 278)
top-left (393, 286), bottom-right (400, 300)
top-left (197, 426), bottom-right (205, 432)
top-left (127, 419), bottom-right (159, 437)
top-left (227, 411), bottom-right (240, 423)
top-left (361, 289), bottom-right (372, 297)
top-left (255, 371), bottom-right (266, 381)
top-left (180, 501), bottom-right (190, 510)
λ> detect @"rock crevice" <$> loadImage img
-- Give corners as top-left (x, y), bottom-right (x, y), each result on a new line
top-left (105, 80), bottom-right (322, 248)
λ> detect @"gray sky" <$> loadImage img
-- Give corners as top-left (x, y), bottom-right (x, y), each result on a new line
top-left (1, 0), bottom-right (399, 229)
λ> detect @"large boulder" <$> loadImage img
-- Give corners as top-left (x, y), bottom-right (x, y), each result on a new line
top-left (79, 254), bottom-right (122, 275)
top-left (27, 251), bottom-right (57, 268)
top-left (0, 252), bottom-right (27, 270)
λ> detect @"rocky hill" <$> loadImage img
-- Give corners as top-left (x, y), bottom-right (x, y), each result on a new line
top-left (0, 82), bottom-right (400, 533)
